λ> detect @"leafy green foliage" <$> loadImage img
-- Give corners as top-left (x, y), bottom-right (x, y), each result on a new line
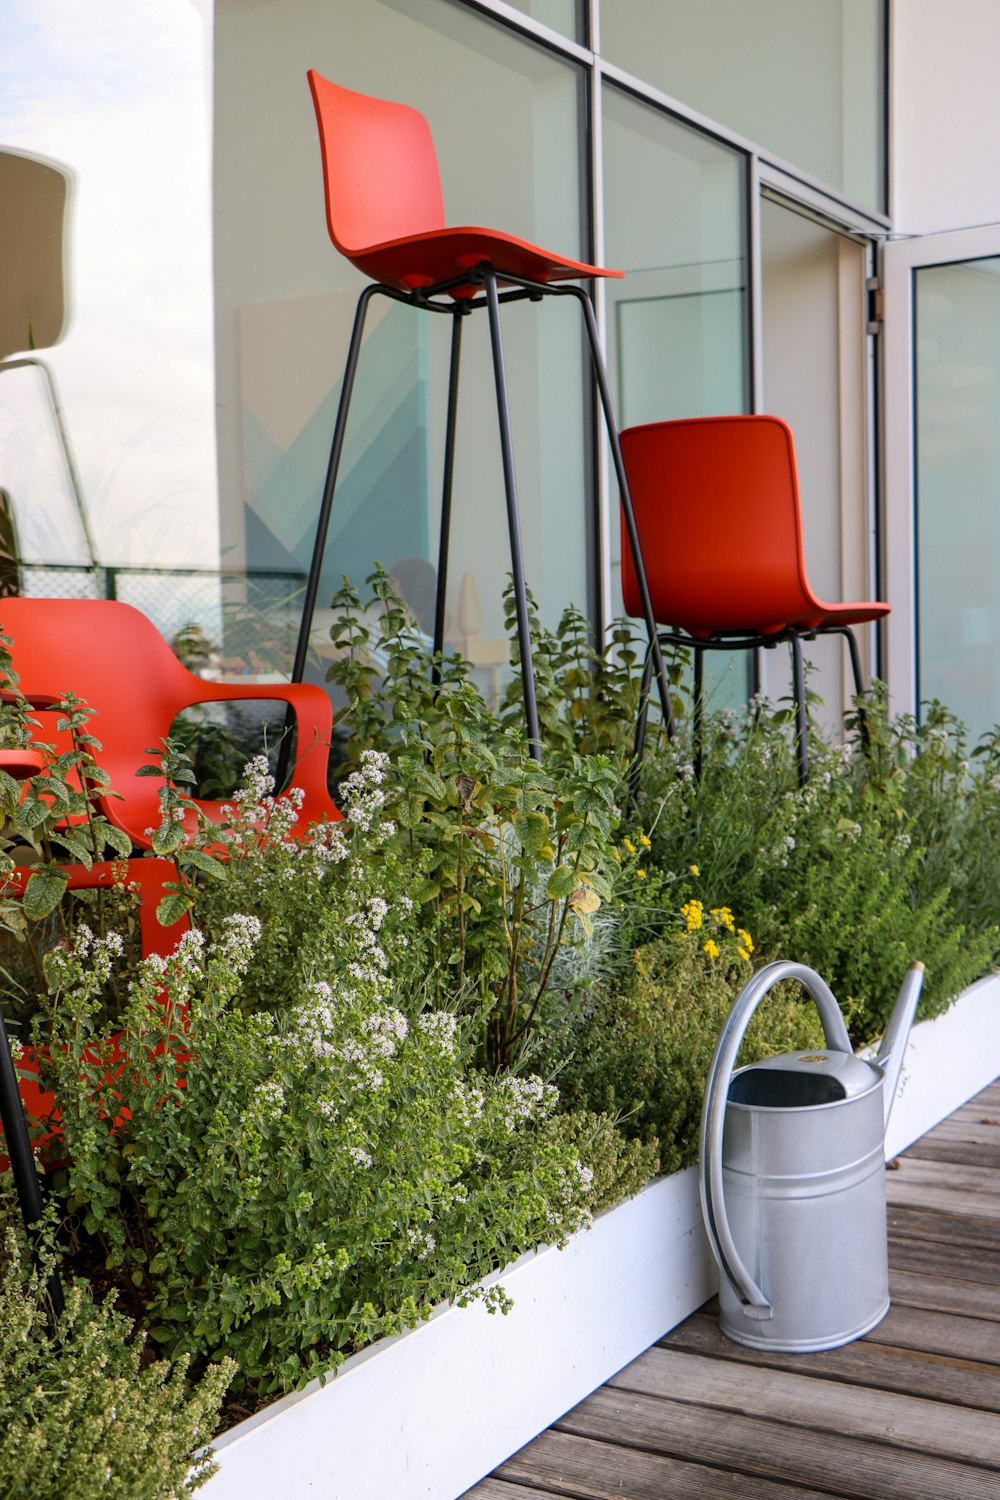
top-left (541, 909), bottom-right (825, 1174)
top-left (33, 762), bottom-right (603, 1398)
top-left (0, 1210), bottom-right (233, 1500)
top-left (324, 571), bottom-right (625, 1069)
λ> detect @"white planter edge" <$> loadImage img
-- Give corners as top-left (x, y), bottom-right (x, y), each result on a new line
top-left (203, 969), bottom-right (1000, 1500)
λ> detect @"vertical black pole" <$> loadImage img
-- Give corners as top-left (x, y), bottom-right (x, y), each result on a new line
top-left (841, 626), bottom-right (872, 751)
top-left (290, 284), bottom-right (378, 690)
top-left (0, 1008), bottom-right (63, 1322)
top-left (693, 647), bottom-right (705, 783)
top-left (570, 286), bottom-right (676, 740)
top-left (790, 632), bottom-right (810, 785)
top-left (483, 268), bottom-right (542, 760)
top-left (433, 308), bottom-right (465, 683)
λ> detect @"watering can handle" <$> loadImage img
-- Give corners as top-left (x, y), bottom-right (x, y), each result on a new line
top-left (699, 961), bottom-right (854, 1318)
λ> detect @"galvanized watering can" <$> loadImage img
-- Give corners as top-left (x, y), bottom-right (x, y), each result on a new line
top-left (699, 959), bottom-right (924, 1353)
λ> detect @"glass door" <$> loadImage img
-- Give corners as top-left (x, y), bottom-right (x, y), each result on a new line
top-left (882, 224), bottom-right (1000, 737)
top-left (759, 195), bottom-right (876, 732)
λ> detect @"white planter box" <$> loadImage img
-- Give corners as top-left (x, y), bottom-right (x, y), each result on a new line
top-left (203, 971), bottom-right (1000, 1500)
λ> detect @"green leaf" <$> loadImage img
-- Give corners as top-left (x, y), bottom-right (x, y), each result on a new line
top-left (545, 864), bottom-right (579, 900)
top-left (157, 890), bottom-right (192, 927)
top-left (151, 821), bottom-right (185, 857)
top-left (183, 848), bottom-right (225, 879)
top-left (100, 822), bottom-right (133, 858)
top-left (22, 869), bottom-right (69, 921)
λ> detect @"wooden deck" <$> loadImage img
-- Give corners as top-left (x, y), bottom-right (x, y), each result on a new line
top-left (466, 1080), bottom-right (1000, 1500)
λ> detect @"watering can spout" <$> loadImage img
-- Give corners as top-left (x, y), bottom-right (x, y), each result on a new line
top-left (874, 962), bottom-right (925, 1128)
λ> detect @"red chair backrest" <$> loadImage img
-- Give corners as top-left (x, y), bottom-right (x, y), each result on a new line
top-left (0, 598), bottom-right (338, 844)
top-left (620, 415), bottom-right (823, 636)
top-left (307, 71), bottom-right (445, 258)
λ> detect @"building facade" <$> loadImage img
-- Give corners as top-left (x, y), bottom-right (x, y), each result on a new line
top-left (3, 1), bottom-right (1000, 739)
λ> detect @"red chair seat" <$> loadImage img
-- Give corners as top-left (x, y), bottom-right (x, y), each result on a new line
top-left (345, 225), bottom-right (622, 298)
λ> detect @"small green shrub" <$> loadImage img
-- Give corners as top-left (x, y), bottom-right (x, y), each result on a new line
top-left (32, 752), bottom-right (611, 1399)
top-left (0, 1217), bottom-right (233, 1500)
top-left (542, 905), bottom-right (825, 1174)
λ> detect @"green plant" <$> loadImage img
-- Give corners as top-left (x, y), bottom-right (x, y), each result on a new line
top-left (33, 757), bottom-right (606, 1398)
top-left (0, 1211), bottom-right (233, 1500)
top-left (541, 902), bottom-right (825, 1174)
top-left (325, 571), bottom-right (624, 1069)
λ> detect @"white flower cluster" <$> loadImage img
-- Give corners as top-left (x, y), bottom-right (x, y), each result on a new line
top-left (212, 912), bottom-right (263, 975)
top-left (340, 749), bottom-right (395, 841)
top-left (404, 1225), bottom-right (436, 1261)
top-left (493, 1075), bottom-right (558, 1134)
top-left (416, 1011), bottom-right (458, 1056)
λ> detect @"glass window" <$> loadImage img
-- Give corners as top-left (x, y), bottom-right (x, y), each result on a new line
top-left (915, 258), bottom-right (1000, 742)
top-left (761, 199), bottom-right (871, 733)
top-left (0, 3), bottom-right (218, 645)
top-left (601, 0), bottom-right (885, 212)
top-left (215, 0), bottom-right (590, 686)
top-left (500, 0), bottom-right (584, 43)
top-left (602, 83), bottom-right (749, 628)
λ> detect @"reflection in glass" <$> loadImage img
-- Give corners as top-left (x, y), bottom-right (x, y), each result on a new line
top-left (915, 259), bottom-right (1000, 742)
top-left (602, 82), bottom-right (748, 707)
top-left (215, 0), bottom-right (589, 685)
top-left (0, 2), bottom-right (217, 593)
top-left (602, 0), bottom-right (885, 211)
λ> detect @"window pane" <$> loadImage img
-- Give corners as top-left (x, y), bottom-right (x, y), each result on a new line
top-left (915, 258), bottom-right (1000, 741)
top-left (215, 0), bottom-right (590, 685)
top-left (602, 82), bottom-right (748, 648)
top-left (601, 0), bottom-right (885, 211)
top-left (501, 0), bottom-right (584, 42)
top-left (0, 5), bottom-right (218, 642)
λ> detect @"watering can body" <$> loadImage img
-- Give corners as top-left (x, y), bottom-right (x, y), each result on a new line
top-left (700, 961), bottom-right (924, 1353)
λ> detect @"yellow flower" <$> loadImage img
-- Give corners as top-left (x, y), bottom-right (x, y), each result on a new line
top-left (635, 867), bottom-right (647, 880)
top-left (680, 898), bottom-right (704, 932)
top-left (711, 906), bottom-right (736, 933)
top-left (612, 849), bottom-right (621, 862)
top-left (624, 838), bottom-right (637, 855)
top-left (738, 928), bottom-right (755, 955)
top-left (703, 939), bottom-right (721, 959)
top-left (689, 864), bottom-right (700, 877)
top-left (639, 834), bottom-right (651, 849)
top-left (737, 947), bottom-right (751, 961)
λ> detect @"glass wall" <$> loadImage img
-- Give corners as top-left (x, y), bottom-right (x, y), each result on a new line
top-left (214, 0), bottom-right (589, 685)
top-left (0, 1), bottom-right (218, 646)
top-left (602, 0), bottom-right (885, 211)
top-left (915, 258), bottom-right (1000, 742)
top-left (0, 0), bottom-right (886, 705)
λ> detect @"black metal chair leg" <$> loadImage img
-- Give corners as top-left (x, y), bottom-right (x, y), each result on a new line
top-left (693, 647), bottom-right (705, 782)
top-left (291, 283), bottom-right (379, 690)
top-left (483, 268), bottom-right (542, 760)
top-left (0, 1007), bottom-right (63, 1326)
top-left (432, 308), bottom-right (465, 683)
top-left (568, 285), bottom-right (676, 741)
top-left (628, 641), bottom-right (657, 802)
top-left (838, 625), bottom-right (872, 751)
top-left (789, 631), bottom-right (810, 785)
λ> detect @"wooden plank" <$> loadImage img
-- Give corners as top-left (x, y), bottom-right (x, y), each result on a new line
top-left (462, 1480), bottom-right (556, 1499)
top-left (607, 1345), bottom-right (1000, 1465)
top-left (888, 1232), bottom-right (1000, 1286)
top-left (890, 1267), bottom-right (1000, 1320)
top-left (948, 1080), bottom-right (1000, 1117)
top-left (872, 1302), bottom-right (1000, 1364)
top-left (662, 1312), bottom-right (1000, 1412)
top-left (555, 1387), bottom-right (1000, 1500)
top-left (905, 1136), bottom-right (1000, 1168)
top-left (885, 1157), bottom-right (1000, 1220)
top-left (494, 1429), bottom-right (853, 1500)
top-left (888, 1204), bottom-right (1000, 1251)
top-left (915, 1116), bottom-right (1000, 1143)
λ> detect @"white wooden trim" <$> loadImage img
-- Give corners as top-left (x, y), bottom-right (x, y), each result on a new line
top-left (202, 970), bottom-right (1000, 1500)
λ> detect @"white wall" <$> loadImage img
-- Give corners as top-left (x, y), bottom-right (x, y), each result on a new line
top-left (891, 0), bottom-right (1000, 234)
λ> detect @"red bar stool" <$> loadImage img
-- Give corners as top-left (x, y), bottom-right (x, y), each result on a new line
top-left (619, 415), bottom-right (890, 783)
top-left (291, 72), bottom-right (674, 757)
